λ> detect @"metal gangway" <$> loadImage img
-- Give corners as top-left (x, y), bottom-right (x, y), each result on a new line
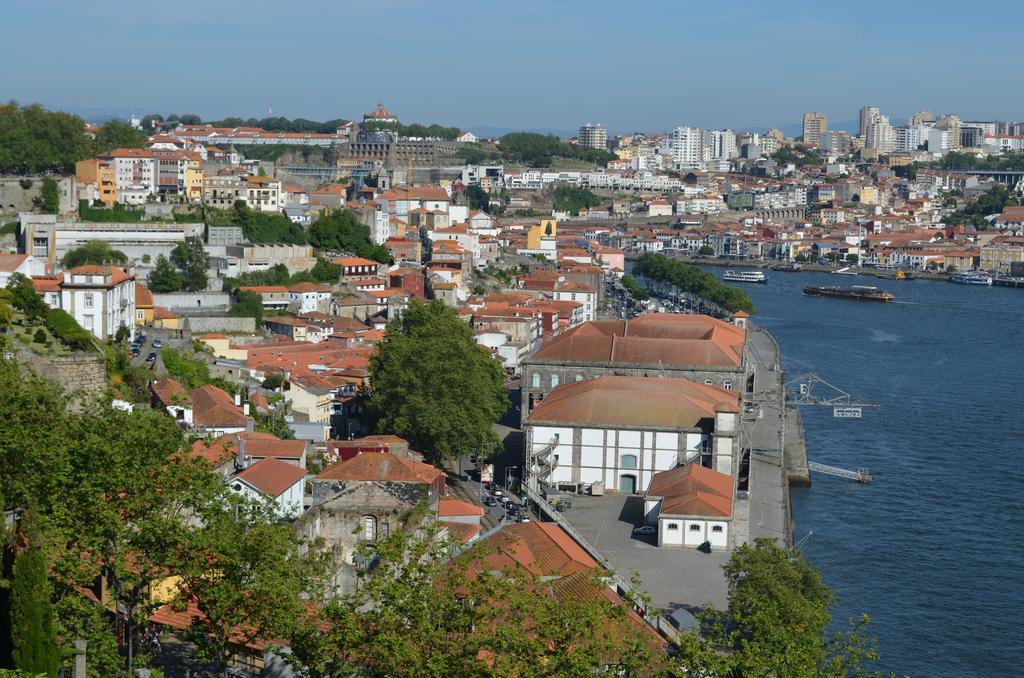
top-left (807, 461), bottom-right (872, 483)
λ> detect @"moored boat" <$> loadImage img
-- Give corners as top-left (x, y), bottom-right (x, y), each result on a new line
top-left (723, 270), bottom-right (767, 284)
top-left (949, 272), bottom-right (993, 286)
top-left (803, 285), bottom-right (894, 302)
top-left (770, 263), bottom-right (802, 272)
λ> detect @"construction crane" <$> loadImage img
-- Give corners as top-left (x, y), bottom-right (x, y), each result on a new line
top-left (784, 373), bottom-right (879, 418)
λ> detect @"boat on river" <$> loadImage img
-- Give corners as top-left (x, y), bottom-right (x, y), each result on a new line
top-left (803, 285), bottom-right (894, 302)
top-left (832, 267), bottom-right (858, 276)
top-left (723, 270), bottom-right (767, 284)
top-left (770, 263), bottom-right (802, 272)
top-left (949, 272), bottom-right (993, 286)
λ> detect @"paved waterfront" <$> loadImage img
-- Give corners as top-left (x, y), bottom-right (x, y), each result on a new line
top-left (560, 495), bottom-right (729, 612)
top-left (738, 324), bottom-right (791, 545)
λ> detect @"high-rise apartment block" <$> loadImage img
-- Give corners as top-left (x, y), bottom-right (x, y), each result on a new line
top-left (670, 126), bottom-right (702, 169)
top-left (801, 112), bottom-right (828, 147)
top-left (859, 106), bottom-right (880, 139)
top-left (578, 123), bottom-right (608, 150)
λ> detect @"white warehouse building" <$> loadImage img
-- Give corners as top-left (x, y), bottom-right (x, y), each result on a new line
top-left (524, 375), bottom-right (739, 495)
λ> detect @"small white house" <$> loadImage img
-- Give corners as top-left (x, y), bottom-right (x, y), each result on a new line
top-left (229, 456), bottom-right (307, 518)
top-left (643, 463), bottom-right (733, 550)
top-left (288, 282), bottom-right (332, 314)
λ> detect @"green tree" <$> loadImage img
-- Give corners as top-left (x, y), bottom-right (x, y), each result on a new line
top-left (464, 184), bottom-right (490, 211)
top-left (170, 237), bottom-right (210, 292)
top-left (6, 274), bottom-right (48, 321)
top-left (229, 290), bottom-right (264, 326)
top-left (0, 288), bottom-right (13, 330)
top-left (620, 274), bottom-right (649, 301)
top-left (673, 538), bottom-right (880, 677)
top-left (92, 120), bottom-right (147, 153)
top-left (634, 253), bottom-right (755, 314)
top-left (0, 102), bottom-right (95, 174)
top-left (147, 255), bottom-right (182, 293)
top-left (290, 527), bottom-right (661, 677)
top-left (308, 209), bottom-right (391, 263)
top-left (39, 178), bottom-right (59, 215)
top-left (698, 244), bottom-right (715, 256)
top-left (309, 258), bottom-right (341, 283)
top-left (10, 510), bottom-right (59, 678)
top-left (169, 494), bottom-right (323, 677)
top-left (368, 299), bottom-right (509, 463)
top-left (552, 183), bottom-right (601, 215)
top-left (60, 240), bottom-right (128, 268)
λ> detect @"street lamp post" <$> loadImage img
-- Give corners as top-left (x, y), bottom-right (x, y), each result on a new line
top-left (505, 466), bottom-right (518, 495)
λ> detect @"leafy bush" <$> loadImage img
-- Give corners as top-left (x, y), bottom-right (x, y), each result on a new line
top-left (32, 328), bottom-right (47, 343)
top-left (45, 308), bottom-right (94, 351)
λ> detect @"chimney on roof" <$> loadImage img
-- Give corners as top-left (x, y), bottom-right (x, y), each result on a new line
top-left (235, 434), bottom-right (247, 471)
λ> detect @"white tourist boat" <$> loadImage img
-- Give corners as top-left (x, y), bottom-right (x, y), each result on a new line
top-left (949, 272), bottom-right (993, 286)
top-left (722, 270), bottom-right (767, 284)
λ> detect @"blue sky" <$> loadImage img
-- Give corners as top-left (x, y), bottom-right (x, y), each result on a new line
top-left (5, 0), bottom-right (1023, 132)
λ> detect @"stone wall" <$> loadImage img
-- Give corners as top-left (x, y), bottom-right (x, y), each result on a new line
top-left (181, 315), bottom-right (256, 334)
top-left (16, 350), bottom-right (108, 407)
top-left (153, 292), bottom-right (232, 311)
top-left (0, 177), bottom-right (42, 218)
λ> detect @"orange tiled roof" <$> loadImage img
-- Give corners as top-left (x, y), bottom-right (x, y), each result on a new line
top-left (315, 452), bottom-right (443, 484)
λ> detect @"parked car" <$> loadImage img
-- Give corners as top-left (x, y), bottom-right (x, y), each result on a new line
top-left (517, 515), bottom-right (531, 523)
top-left (152, 339), bottom-right (163, 349)
top-left (145, 352), bottom-right (157, 363)
top-left (484, 497), bottom-right (497, 507)
top-left (130, 348), bottom-right (140, 358)
top-left (632, 525), bottom-right (657, 536)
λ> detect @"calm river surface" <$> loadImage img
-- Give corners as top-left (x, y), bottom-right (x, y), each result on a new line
top-left (729, 269), bottom-right (1023, 676)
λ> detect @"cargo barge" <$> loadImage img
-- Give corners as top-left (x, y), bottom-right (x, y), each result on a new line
top-left (803, 285), bottom-right (894, 302)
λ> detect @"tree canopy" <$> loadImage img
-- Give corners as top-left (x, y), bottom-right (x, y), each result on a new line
top-left (147, 254), bottom-right (183, 293)
top-left (60, 240), bottom-right (127, 268)
top-left (209, 201), bottom-right (307, 245)
top-left (634, 253), bottom-right (756, 313)
top-left (361, 120), bottom-right (461, 139)
top-left (307, 208), bottom-right (391, 263)
top-left (673, 538), bottom-right (880, 677)
top-left (0, 102), bottom-right (95, 174)
top-left (169, 237), bottom-right (210, 292)
top-left (368, 300), bottom-right (509, 463)
top-left (0, 103), bottom-right (149, 174)
top-left (553, 183), bottom-right (601, 215)
top-left (499, 132), bottom-right (615, 167)
top-left (942, 184), bottom-right (1020, 229)
top-left (289, 528), bottom-right (663, 678)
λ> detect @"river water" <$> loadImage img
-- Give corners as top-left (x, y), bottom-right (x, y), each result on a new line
top-left (721, 269), bottom-right (1024, 676)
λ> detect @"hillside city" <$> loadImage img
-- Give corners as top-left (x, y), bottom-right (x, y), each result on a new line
top-left (2, 97), bottom-right (1023, 677)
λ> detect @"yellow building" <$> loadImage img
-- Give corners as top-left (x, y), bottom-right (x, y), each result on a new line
top-left (981, 236), bottom-right (1024, 273)
top-left (185, 157), bottom-right (204, 202)
top-left (526, 219), bottom-right (557, 250)
top-left (135, 283), bottom-right (154, 326)
top-left (198, 333), bottom-right (249, 360)
top-left (75, 158), bottom-right (117, 205)
top-left (859, 185), bottom-right (879, 205)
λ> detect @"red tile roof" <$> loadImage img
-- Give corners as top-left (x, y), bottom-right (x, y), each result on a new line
top-left (151, 377), bottom-right (186, 406)
top-left (234, 457), bottom-right (307, 497)
top-left (528, 375), bottom-right (738, 429)
top-left (438, 497), bottom-right (485, 517)
top-left (315, 452), bottom-right (443, 484)
top-left (477, 522), bottom-right (598, 577)
top-left (189, 385), bottom-right (246, 427)
top-left (529, 314), bottom-right (745, 367)
top-left (646, 463), bottom-right (734, 517)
